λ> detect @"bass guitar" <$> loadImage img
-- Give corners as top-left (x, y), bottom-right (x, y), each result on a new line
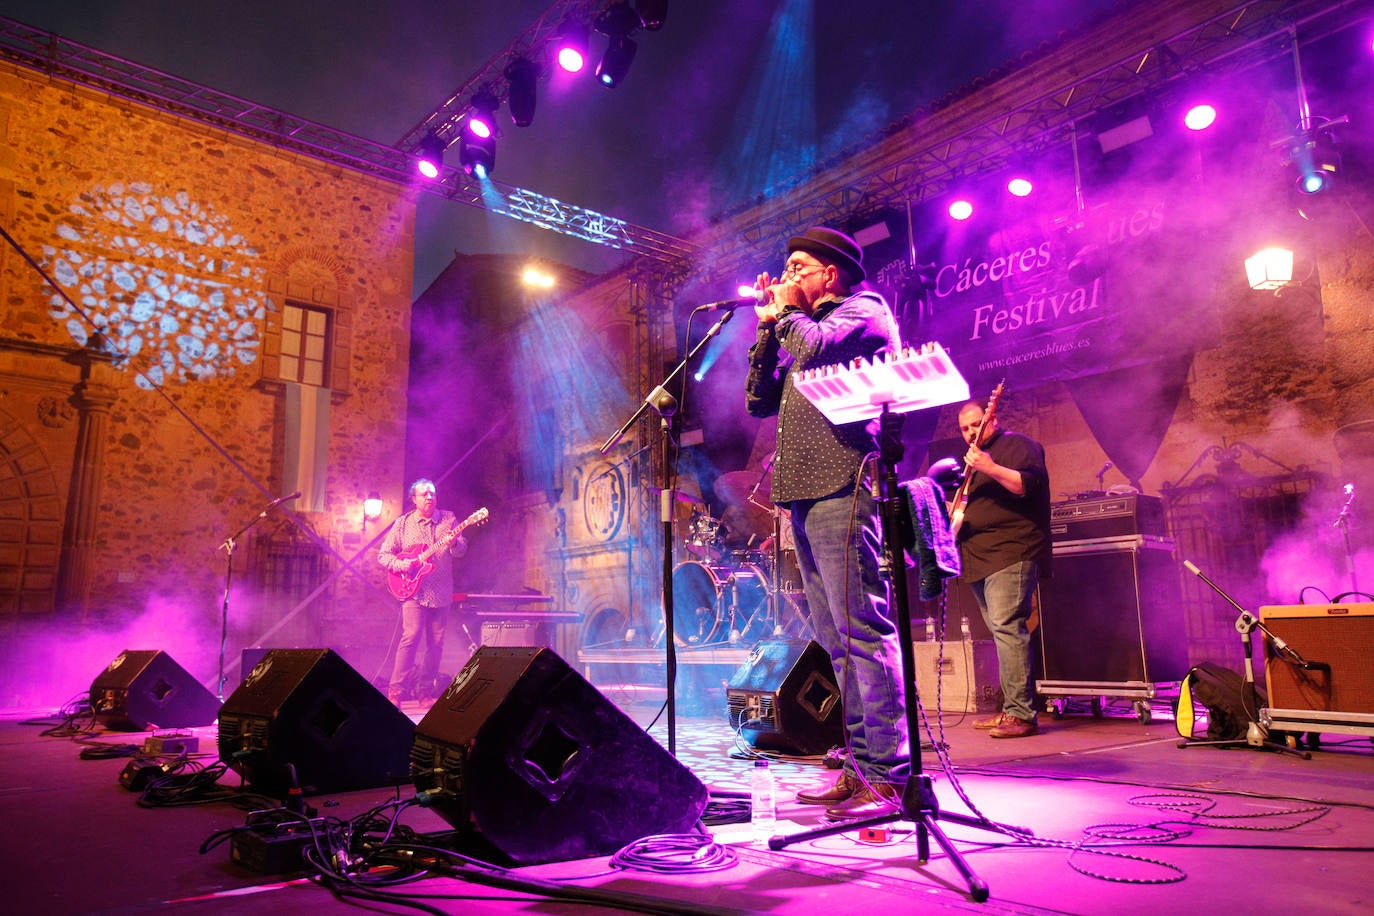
top-left (947, 381), bottom-right (1004, 537)
top-left (387, 507), bottom-right (489, 600)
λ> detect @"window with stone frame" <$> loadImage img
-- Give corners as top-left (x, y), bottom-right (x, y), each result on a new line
top-left (278, 302), bottom-right (331, 387)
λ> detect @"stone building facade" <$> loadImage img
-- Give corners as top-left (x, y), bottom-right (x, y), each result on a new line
top-left (0, 61), bottom-right (415, 704)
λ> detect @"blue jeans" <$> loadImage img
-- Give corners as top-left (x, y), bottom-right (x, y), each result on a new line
top-left (790, 484), bottom-right (909, 786)
top-left (390, 600), bottom-right (447, 697)
top-left (968, 561), bottom-right (1039, 722)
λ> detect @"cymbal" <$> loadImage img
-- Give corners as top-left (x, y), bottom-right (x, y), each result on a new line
top-left (715, 470), bottom-right (770, 506)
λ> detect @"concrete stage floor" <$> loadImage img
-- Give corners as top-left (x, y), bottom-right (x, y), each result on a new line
top-left (3, 688), bottom-right (1372, 915)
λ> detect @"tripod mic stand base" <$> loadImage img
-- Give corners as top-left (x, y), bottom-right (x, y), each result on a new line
top-left (1177, 735), bottom-right (1310, 759)
top-left (766, 774), bottom-right (1020, 903)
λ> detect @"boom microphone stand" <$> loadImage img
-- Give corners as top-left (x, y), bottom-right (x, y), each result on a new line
top-left (600, 305), bottom-right (736, 757)
top-left (1177, 560), bottom-right (1312, 758)
top-left (215, 491), bottom-right (299, 699)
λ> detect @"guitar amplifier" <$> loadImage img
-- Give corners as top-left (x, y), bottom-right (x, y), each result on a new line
top-left (1050, 494), bottom-right (1166, 541)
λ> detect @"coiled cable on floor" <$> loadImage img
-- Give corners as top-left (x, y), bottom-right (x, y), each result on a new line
top-left (609, 833), bottom-right (738, 874)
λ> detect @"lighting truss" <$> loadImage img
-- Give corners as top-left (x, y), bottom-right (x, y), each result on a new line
top-left (696, 0), bottom-right (1368, 278)
top-left (0, 10), bottom-right (700, 264)
top-left (394, 0), bottom-right (602, 156)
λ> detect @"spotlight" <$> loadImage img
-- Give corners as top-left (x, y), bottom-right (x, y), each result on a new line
top-left (1290, 129), bottom-right (1340, 195)
top-left (595, 2), bottom-right (643, 88)
top-left (1006, 177), bottom-right (1033, 198)
top-left (505, 57), bottom-right (539, 127)
top-left (553, 16), bottom-right (591, 73)
top-left (635, 0), bottom-right (669, 31)
top-left (460, 91), bottom-right (500, 179)
top-left (948, 199), bottom-right (973, 221)
top-left (415, 134), bottom-right (446, 180)
top-left (1183, 103), bottom-right (1217, 131)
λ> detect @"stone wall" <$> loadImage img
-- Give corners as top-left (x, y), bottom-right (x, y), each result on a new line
top-left (0, 62), bottom-right (415, 702)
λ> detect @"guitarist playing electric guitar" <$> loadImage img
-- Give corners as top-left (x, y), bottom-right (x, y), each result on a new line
top-left (377, 478), bottom-right (489, 706)
top-left (951, 390), bottom-right (1052, 740)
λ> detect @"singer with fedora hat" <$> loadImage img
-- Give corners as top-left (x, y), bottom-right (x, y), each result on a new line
top-left (745, 226), bottom-right (907, 820)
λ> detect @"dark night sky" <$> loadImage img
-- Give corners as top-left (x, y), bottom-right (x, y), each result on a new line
top-left (0, 0), bottom-right (1125, 292)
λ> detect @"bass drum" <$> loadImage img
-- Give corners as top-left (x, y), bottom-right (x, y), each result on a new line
top-left (668, 561), bottom-right (729, 646)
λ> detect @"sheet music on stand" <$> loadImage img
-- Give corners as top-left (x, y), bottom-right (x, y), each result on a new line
top-left (792, 341), bottom-right (969, 425)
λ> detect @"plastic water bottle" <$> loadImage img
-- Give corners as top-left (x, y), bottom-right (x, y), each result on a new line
top-left (750, 759), bottom-right (776, 846)
top-left (960, 616), bottom-right (972, 642)
top-left (924, 615), bottom-right (937, 642)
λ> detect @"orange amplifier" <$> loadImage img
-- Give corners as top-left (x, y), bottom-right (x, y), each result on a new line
top-left (1259, 603), bottom-right (1374, 735)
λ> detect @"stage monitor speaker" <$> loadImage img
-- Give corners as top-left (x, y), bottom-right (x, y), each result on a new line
top-left (218, 648), bottom-right (414, 796)
top-left (725, 638), bottom-right (843, 756)
top-left (1260, 603), bottom-right (1374, 715)
top-left (90, 649), bottom-right (220, 730)
top-left (1038, 540), bottom-right (1187, 684)
top-left (412, 646), bottom-right (708, 865)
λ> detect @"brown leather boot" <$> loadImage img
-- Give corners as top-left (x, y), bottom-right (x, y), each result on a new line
top-left (795, 770), bottom-right (859, 805)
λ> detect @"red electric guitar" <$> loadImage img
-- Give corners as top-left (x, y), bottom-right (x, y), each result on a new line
top-left (947, 381), bottom-right (1004, 537)
top-left (387, 507), bottom-right (489, 600)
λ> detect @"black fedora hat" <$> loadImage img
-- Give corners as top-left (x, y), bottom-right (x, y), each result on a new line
top-left (787, 226), bottom-right (865, 284)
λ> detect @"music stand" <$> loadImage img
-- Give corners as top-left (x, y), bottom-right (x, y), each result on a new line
top-left (768, 348), bottom-right (1011, 903)
top-left (1176, 561), bottom-right (1311, 758)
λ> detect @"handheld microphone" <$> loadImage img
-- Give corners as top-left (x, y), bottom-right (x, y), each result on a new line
top-left (1097, 461), bottom-right (1113, 477)
top-left (274, 491), bottom-right (302, 505)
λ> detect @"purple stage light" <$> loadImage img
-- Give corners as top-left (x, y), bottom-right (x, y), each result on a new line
top-left (1007, 177), bottom-right (1033, 197)
top-left (558, 45), bottom-right (586, 73)
top-left (1184, 103), bottom-right (1217, 131)
top-left (948, 199), bottom-right (973, 221)
top-left (468, 116), bottom-right (493, 140)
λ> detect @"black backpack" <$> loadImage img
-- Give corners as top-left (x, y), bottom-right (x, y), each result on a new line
top-left (1177, 662), bottom-right (1263, 740)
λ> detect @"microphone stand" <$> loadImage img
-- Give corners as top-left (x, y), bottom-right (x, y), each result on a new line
top-left (216, 492), bottom-right (299, 700)
top-left (1177, 560), bottom-right (1311, 758)
top-left (1333, 485), bottom-right (1360, 598)
top-left (600, 306), bottom-right (737, 757)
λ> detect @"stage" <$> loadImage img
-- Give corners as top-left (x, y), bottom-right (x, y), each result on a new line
top-left (3, 686), bottom-right (1372, 915)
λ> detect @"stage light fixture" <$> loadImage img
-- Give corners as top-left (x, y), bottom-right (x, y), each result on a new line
top-left (1007, 177), bottom-right (1033, 197)
top-left (505, 57), bottom-right (539, 127)
top-left (415, 134), bottom-right (446, 179)
top-left (595, 2), bottom-right (643, 88)
top-left (635, 0), bottom-right (669, 31)
top-left (460, 91), bottom-right (500, 179)
top-left (948, 199), bottom-right (973, 221)
top-left (1290, 129), bottom-right (1340, 195)
top-left (554, 17), bottom-right (591, 73)
top-left (1183, 103), bottom-right (1217, 131)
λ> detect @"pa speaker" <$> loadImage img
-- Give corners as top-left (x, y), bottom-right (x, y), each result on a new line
top-left (412, 646), bottom-right (708, 865)
top-left (218, 649), bottom-right (414, 796)
top-left (1261, 604), bottom-right (1374, 720)
top-left (726, 638), bottom-right (843, 755)
top-left (90, 649), bottom-right (220, 730)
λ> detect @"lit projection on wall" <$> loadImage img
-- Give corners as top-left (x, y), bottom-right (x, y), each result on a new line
top-left (41, 182), bottom-right (271, 389)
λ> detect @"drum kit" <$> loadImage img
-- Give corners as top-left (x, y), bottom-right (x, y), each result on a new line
top-left (665, 458), bottom-right (812, 647)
